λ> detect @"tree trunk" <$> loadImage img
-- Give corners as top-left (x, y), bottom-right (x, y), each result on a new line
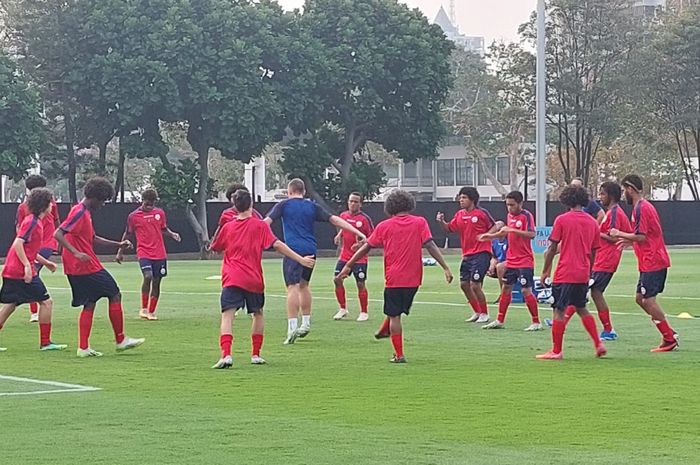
top-left (193, 143), bottom-right (210, 257)
top-left (114, 137), bottom-right (126, 202)
top-left (185, 205), bottom-right (209, 259)
top-left (97, 139), bottom-right (109, 176)
top-left (300, 175), bottom-right (334, 212)
top-left (62, 98), bottom-right (78, 204)
top-left (476, 154), bottom-right (508, 196)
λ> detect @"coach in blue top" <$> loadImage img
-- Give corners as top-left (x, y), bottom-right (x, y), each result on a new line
top-left (265, 178), bottom-right (367, 345)
top-left (571, 178), bottom-right (604, 224)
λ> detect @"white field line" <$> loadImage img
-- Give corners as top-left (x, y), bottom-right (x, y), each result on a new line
top-left (45, 287), bottom-right (697, 319)
top-left (0, 374), bottom-right (101, 397)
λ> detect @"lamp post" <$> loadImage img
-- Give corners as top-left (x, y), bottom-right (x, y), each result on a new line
top-left (536, 0), bottom-right (547, 226)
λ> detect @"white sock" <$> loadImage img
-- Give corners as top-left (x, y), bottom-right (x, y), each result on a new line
top-left (288, 318), bottom-right (298, 334)
top-left (301, 315), bottom-right (311, 328)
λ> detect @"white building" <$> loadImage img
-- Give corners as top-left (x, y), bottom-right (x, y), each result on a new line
top-left (433, 6), bottom-right (485, 55)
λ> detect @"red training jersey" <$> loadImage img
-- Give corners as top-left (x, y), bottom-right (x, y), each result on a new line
top-left (127, 207), bottom-right (168, 260)
top-left (447, 207), bottom-right (495, 257)
top-left (210, 216), bottom-right (278, 293)
top-left (339, 210), bottom-right (374, 263)
top-left (367, 214), bottom-right (433, 288)
top-left (631, 200), bottom-right (670, 272)
top-left (593, 205), bottom-right (632, 273)
top-left (550, 210), bottom-right (600, 284)
top-left (218, 207), bottom-right (263, 228)
top-left (3, 215), bottom-right (43, 279)
top-left (59, 202), bottom-right (103, 276)
top-left (505, 209), bottom-right (535, 269)
top-left (17, 200), bottom-right (60, 250)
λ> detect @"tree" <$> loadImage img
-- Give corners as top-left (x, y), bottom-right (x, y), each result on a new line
top-left (291, 0), bottom-right (453, 195)
top-left (0, 53), bottom-right (45, 181)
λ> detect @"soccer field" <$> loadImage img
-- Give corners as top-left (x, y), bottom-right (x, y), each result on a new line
top-left (1, 250), bottom-right (699, 465)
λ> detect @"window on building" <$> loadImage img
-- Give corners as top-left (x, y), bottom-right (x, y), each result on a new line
top-left (478, 158), bottom-right (497, 186)
top-left (437, 159), bottom-right (455, 186)
top-left (455, 158), bottom-right (474, 186)
top-left (420, 159), bottom-right (434, 187)
top-left (403, 161), bottom-right (418, 187)
top-left (496, 157), bottom-right (511, 185)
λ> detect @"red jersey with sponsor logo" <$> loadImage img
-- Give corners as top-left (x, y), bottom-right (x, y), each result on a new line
top-left (59, 202), bottom-right (103, 276)
top-left (593, 205), bottom-right (632, 273)
top-left (447, 207), bottom-right (495, 257)
top-left (550, 210), bottom-right (600, 284)
top-left (339, 210), bottom-right (374, 263)
top-left (210, 216), bottom-right (278, 293)
top-left (367, 214), bottom-right (433, 288)
top-left (506, 209), bottom-right (535, 269)
top-left (3, 215), bottom-right (43, 279)
top-left (127, 207), bottom-right (168, 260)
top-left (218, 207), bottom-right (263, 228)
top-left (17, 200), bottom-right (60, 250)
top-left (631, 200), bottom-right (670, 272)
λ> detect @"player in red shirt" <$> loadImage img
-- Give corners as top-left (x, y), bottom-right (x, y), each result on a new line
top-left (15, 175), bottom-right (61, 322)
top-left (337, 190), bottom-right (453, 363)
top-left (54, 177), bottom-right (145, 358)
top-left (478, 191), bottom-right (542, 331)
top-left (333, 192), bottom-right (375, 322)
top-left (437, 187), bottom-right (496, 324)
top-left (538, 185), bottom-right (607, 360)
top-left (210, 183), bottom-right (263, 246)
top-left (610, 174), bottom-right (678, 352)
top-left (209, 189), bottom-right (315, 368)
top-left (116, 189), bottom-right (181, 320)
top-left (0, 188), bottom-right (66, 352)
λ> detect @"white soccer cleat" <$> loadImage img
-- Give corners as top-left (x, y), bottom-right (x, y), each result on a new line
top-left (116, 336), bottom-right (145, 352)
top-left (251, 355), bottom-right (266, 365)
top-left (465, 313), bottom-right (480, 323)
top-left (283, 331), bottom-right (298, 345)
top-left (212, 355), bottom-right (233, 369)
top-left (524, 323), bottom-right (544, 332)
top-left (333, 308), bottom-right (349, 320)
top-left (146, 312), bottom-right (158, 321)
top-left (139, 309), bottom-right (149, 320)
top-left (77, 348), bottom-right (103, 358)
top-left (482, 320), bottom-right (504, 330)
top-left (356, 312), bottom-right (369, 322)
top-left (476, 314), bottom-right (490, 324)
top-left (29, 313), bottom-right (39, 323)
top-left (296, 325), bottom-right (310, 338)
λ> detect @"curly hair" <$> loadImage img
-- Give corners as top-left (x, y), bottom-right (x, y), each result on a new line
top-left (600, 181), bottom-right (621, 203)
top-left (458, 186), bottom-right (480, 204)
top-left (384, 189), bottom-right (415, 216)
top-left (559, 185), bottom-right (589, 209)
top-left (226, 183), bottom-right (247, 201)
top-left (233, 189), bottom-right (252, 213)
top-left (25, 174), bottom-right (47, 191)
top-left (142, 189), bottom-right (158, 203)
top-left (506, 190), bottom-right (524, 204)
top-left (621, 174), bottom-right (643, 192)
top-left (27, 187), bottom-right (53, 216)
top-left (83, 177), bottom-right (114, 202)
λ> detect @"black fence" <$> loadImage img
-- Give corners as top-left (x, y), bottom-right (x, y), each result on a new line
top-left (0, 200), bottom-right (698, 257)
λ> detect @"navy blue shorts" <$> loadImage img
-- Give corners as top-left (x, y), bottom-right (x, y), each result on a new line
top-left (220, 286), bottom-right (264, 313)
top-left (551, 283), bottom-right (588, 311)
top-left (0, 276), bottom-right (50, 305)
top-left (34, 247), bottom-right (55, 272)
top-left (334, 261), bottom-right (368, 282)
top-left (460, 252), bottom-right (491, 283)
top-left (283, 256), bottom-right (314, 286)
top-left (503, 268), bottom-right (535, 289)
top-left (67, 269), bottom-right (120, 307)
top-left (590, 271), bottom-right (614, 293)
top-left (139, 258), bottom-right (168, 279)
top-left (637, 269), bottom-right (667, 298)
top-left (383, 287), bottom-right (419, 317)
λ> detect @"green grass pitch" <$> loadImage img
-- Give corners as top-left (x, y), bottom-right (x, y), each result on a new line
top-left (1, 250), bottom-right (699, 465)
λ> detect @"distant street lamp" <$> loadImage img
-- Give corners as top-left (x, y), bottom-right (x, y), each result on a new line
top-left (536, 0), bottom-right (547, 226)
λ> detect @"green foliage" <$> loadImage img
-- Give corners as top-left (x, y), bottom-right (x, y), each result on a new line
top-left (0, 53), bottom-right (44, 180)
top-left (152, 158), bottom-right (215, 210)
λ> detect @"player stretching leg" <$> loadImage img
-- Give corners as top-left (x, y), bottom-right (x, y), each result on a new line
top-left (333, 192), bottom-right (374, 322)
top-left (265, 179), bottom-right (365, 344)
top-left (0, 188), bottom-right (66, 351)
top-left (538, 186), bottom-right (606, 360)
top-left (55, 178), bottom-right (144, 357)
top-left (336, 190), bottom-right (453, 363)
top-left (437, 187), bottom-right (497, 324)
top-left (479, 191), bottom-right (542, 331)
top-left (15, 175), bottom-right (61, 323)
top-left (116, 189), bottom-right (181, 320)
top-left (611, 175), bottom-right (679, 352)
top-left (210, 189), bottom-right (315, 368)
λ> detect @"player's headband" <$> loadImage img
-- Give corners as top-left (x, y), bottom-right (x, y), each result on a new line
top-left (622, 181), bottom-right (641, 192)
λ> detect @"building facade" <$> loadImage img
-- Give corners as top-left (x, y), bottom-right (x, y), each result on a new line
top-left (433, 6), bottom-right (485, 55)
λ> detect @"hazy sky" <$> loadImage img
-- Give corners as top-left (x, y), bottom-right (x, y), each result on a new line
top-left (277, 0), bottom-right (537, 45)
